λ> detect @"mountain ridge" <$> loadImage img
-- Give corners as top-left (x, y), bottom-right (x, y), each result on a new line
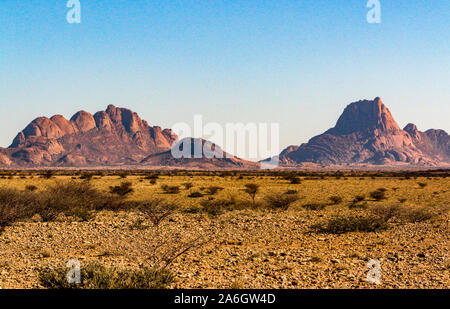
top-left (1, 98), bottom-right (449, 169)
top-left (275, 97), bottom-right (449, 166)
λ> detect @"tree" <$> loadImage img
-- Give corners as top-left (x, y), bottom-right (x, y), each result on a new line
top-left (244, 184), bottom-right (260, 207)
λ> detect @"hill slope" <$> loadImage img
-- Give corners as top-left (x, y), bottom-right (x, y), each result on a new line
top-left (275, 98), bottom-right (450, 166)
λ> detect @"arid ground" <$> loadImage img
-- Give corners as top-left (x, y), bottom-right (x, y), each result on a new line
top-left (0, 170), bottom-right (448, 289)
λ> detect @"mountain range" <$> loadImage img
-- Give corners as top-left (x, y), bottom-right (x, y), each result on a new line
top-left (0, 98), bottom-right (448, 169)
top-left (274, 98), bottom-right (449, 167)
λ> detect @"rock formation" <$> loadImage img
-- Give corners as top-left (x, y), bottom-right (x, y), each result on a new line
top-left (276, 97), bottom-right (450, 166)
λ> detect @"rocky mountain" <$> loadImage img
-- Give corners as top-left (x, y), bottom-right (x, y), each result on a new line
top-left (0, 105), bottom-right (178, 167)
top-left (141, 138), bottom-right (260, 169)
top-left (276, 97), bottom-right (450, 166)
top-left (0, 105), bottom-right (259, 169)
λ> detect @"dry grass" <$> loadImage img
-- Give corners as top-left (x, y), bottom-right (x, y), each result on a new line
top-left (0, 171), bottom-right (448, 289)
top-left (38, 261), bottom-right (173, 289)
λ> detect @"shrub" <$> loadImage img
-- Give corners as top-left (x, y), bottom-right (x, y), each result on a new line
top-left (25, 185), bottom-right (38, 192)
top-left (188, 192), bottom-right (204, 198)
top-left (290, 177), bottom-right (302, 184)
top-left (205, 186), bottom-right (224, 195)
top-left (369, 204), bottom-right (402, 222)
top-left (0, 188), bottom-right (35, 232)
top-left (139, 198), bottom-right (177, 227)
top-left (118, 172), bottom-right (128, 179)
top-left (109, 182), bottom-right (134, 197)
top-left (161, 185), bottom-right (180, 195)
top-left (418, 182), bottom-right (428, 188)
top-left (38, 262), bottom-right (173, 289)
top-left (183, 182), bottom-right (194, 190)
top-left (353, 195), bottom-right (365, 203)
top-left (41, 171), bottom-right (54, 179)
top-left (200, 199), bottom-right (234, 216)
top-left (370, 204), bottom-right (436, 223)
top-left (144, 174), bottom-right (159, 180)
top-left (370, 189), bottom-right (387, 201)
top-left (311, 215), bottom-right (388, 234)
top-left (329, 196), bottom-right (343, 205)
top-left (80, 173), bottom-right (94, 181)
top-left (401, 207), bottom-right (435, 223)
top-left (129, 218), bottom-right (149, 231)
top-left (264, 192), bottom-right (300, 210)
top-left (302, 203), bottom-right (327, 211)
top-left (0, 181), bottom-right (123, 227)
top-left (348, 202), bottom-right (368, 210)
top-left (285, 190), bottom-right (298, 195)
top-left (43, 181), bottom-right (118, 221)
top-left (244, 184), bottom-right (260, 206)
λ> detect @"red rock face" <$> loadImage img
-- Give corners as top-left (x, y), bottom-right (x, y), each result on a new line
top-left (278, 98), bottom-right (450, 166)
top-left (2, 105), bottom-right (178, 167)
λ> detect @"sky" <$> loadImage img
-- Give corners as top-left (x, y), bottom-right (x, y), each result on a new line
top-left (0, 0), bottom-right (449, 159)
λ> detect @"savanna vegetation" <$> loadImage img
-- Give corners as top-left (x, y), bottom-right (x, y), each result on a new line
top-left (0, 169), bottom-right (448, 289)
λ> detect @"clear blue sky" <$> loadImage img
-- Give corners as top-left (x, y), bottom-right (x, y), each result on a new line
top-left (0, 0), bottom-right (449, 155)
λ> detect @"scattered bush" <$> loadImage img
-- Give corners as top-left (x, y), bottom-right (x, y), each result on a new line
top-left (401, 207), bottom-right (435, 223)
top-left (205, 186), bottom-right (224, 195)
top-left (311, 215), bottom-right (388, 234)
top-left (188, 192), bottom-right (204, 198)
top-left (43, 181), bottom-right (119, 221)
top-left (139, 198), bottom-right (177, 227)
top-left (264, 192), bottom-right (300, 210)
top-left (109, 182), bottom-right (134, 197)
top-left (290, 177), bottom-right (302, 184)
top-left (302, 203), bottom-right (327, 211)
top-left (370, 189), bottom-right (387, 201)
top-left (80, 173), bottom-right (94, 181)
top-left (200, 199), bottom-right (230, 216)
top-left (0, 181), bottom-right (128, 230)
top-left (348, 202), bottom-right (368, 210)
top-left (41, 171), bottom-right (54, 179)
top-left (38, 262), bottom-right (173, 289)
top-left (183, 182), bottom-right (194, 190)
top-left (0, 188), bottom-right (35, 232)
top-left (244, 184), bottom-right (260, 206)
top-left (370, 204), bottom-right (435, 223)
top-left (161, 185), bottom-right (181, 195)
top-left (285, 190), bottom-right (298, 195)
top-left (25, 185), bottom-right (38, 192)
top-left (329, 196), bottom-right (343, 205)
top-left (353, 195), bottom-right (365, 203)
top-left (418, 182), bottom-right (428, 188)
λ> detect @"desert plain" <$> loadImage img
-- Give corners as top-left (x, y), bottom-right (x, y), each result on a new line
top-left (0, 170), bottom-right (448, 289)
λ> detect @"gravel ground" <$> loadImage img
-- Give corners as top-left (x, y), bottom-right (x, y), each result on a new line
top-left (0, 207), bottom-right (448, 289)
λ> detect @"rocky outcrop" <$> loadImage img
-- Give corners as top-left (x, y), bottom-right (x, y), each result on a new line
top-left (276, 98), bottom-right (450, 166)
top-left (1, 105), bottom-right (178, 167)
top-left (141, 138), bottom-right (260, 169)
